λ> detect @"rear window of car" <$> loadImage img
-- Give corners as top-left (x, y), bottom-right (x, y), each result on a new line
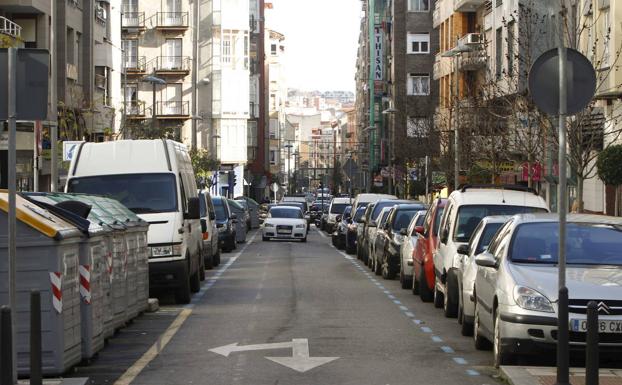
top-left (330, 203), bottom-right (349, 214)
top-left (454, 205), bottom-right (547, 243)
top-left (392, 210), bottom-right (419, 231)
top-left (510, 222), bottom-right (622, 265)
top-left (270, 208), bottom-right (303, 219)
top-left (353, 207), bottom-right (366, 222)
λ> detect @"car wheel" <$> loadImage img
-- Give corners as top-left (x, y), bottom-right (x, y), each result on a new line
top-left (190, 262), bottom-right (201, 293)
top-left (262, 236), bottom-right (269, 241)
top-left (412, 268), bottom-right (420, 295)
top-left (199, 254), bottom-right (206, 281)
top-left (443, 271), bottom-right (459, 318)
top-left (175, 263), bottom-right (191, 304)
top-left (214, 248), bottom-right (221, 266)
top-left (433, 276), bottom-right (444, 308)
top-left (473, 299), bottom-right (491, 350)
top-left (301, 237), bottom-right (307, 243)
top-left (493, 309), bottom-right (512, 367)
top-left (382, 252), bottom-right (396, 280)
top-left (419, 267), bottom-right (433, 302)
top-left (459, 291), bottom-right (473, 336)
top-left (204, 249), bottom-right (213, 270)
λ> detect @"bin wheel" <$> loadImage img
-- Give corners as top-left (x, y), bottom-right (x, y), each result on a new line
top-left (175, 264), bottom-right (192, 304)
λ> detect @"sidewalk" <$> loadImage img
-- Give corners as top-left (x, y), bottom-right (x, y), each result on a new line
top-left (502, 366), bottom-right (622, 385)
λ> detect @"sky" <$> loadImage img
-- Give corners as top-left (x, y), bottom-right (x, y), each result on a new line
top-left (266, 0), bottom-right (362, 93)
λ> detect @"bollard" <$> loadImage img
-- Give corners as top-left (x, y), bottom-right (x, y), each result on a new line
top-left (0, 306), bottom-right (13, 385)
top-left (586, 301), bottom-right (599, 385)
top-left (30, 291), bottom-right (42, 385)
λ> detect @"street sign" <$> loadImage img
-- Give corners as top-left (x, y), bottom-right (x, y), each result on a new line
top-left (270, 182), bottom-right (279, 192)
top-left (528, 48), bottom-right (596, 115)
top-left (62, 141), bottom-right (84, 162)
top-left (408, 168), bottom-right (418, 181)
top-left (209, 338), bottom-right (338, 373)
top-left (0, 49), bottom-right (49, 120)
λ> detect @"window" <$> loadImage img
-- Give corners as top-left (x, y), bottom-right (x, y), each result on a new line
top-left (407, 74), bottom-right (430, 95)
top-left (407, 33), bottom-right (430, 54)
top-left (602, 7), bottom-right (611, 66)
top-left (507, 21), bottom-right (515, 76)
top-left (222, 35), bottom-right (232, 64)
top-left (495, 0), bottom-right (503, 7)
top-left (408, 0), bottom-right (429, 11)
top-left (495, 27), bottom-right (503, 78)
top-left (407, 117), bottom-right (430, 138)
top-left (269, 149), bottom-right (277, 165)
top-left (271, 44), bottom-right (277, 55)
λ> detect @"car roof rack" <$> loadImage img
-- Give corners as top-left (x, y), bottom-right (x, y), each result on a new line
top-left (459, 184), bottom-right (538, 195)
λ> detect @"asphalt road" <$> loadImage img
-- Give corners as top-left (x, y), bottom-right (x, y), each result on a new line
top-left (71, 228), bottom-right (503, 385)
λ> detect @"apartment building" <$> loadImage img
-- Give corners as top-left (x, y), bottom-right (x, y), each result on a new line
top-left (266, 29), bottom-right (287, 182)
top-left (0, 0), bottom-right (121, 191)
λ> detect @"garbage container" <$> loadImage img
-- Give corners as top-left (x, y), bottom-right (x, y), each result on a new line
top-left (24, 193), bottom-right (112, 358)
top-left (0, 192), bottom-right (83, 376)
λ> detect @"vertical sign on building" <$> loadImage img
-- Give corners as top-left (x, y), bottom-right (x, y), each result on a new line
top-left (374, 25), bottom-right (383, 95)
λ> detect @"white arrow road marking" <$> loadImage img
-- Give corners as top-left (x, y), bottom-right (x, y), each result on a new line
top-left (209, 338), bottom-right (339, 373)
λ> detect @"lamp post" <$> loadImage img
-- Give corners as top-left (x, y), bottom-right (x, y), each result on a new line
top-left (284, 143), bottom-right (293, 194)
top-left (142, 72), bottom-right (166, 132)
top-left (442, 42), bottom-right (472, 191)
top-left (363, 125), bottom-right (377, 192)
top-left (382, 106), bottom-right (397, 195)
top-left (213, 134), bottom-right (221, 195)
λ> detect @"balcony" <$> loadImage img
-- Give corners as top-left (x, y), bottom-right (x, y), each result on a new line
top-left (457, 48), bottom-right (487, 71)
top-left (124, 56), bottom-right (147, 74)
top-left (156, 101), bottom-right (189, 118)
top-left (95, 74), bottom-right (106, 89)
top-left (453, 0), bottom-right (486, 12)
top-left (152, 56), bottom-right (191, 75)
top-left (0, 16), bottom-right (21, 39)
top-left (122, 12), bottom-right (146, 32)
top-left (433, 53), bottom-right (453, 80)
top-left (433, 2), bottom-right (442, 27)
top-left (95, 4), bottom-right (107, 25)
top-left (125, 101), bottom-right (146, 119)
top-left (156, 12), bottom-right (189, 31)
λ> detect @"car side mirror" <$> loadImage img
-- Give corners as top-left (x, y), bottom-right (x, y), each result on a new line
top-left (457, 244), bottom-right (470, 255)
top-left (336, 215), bottom-right (342, 222)
top-left (400, 228), bottom-right (408, 236)
top-left (415, 226), bottom-right (424, 235)
top-left (185, 197), bottom-right (201, 220)
top-left (200, 218), bottom-right (208, 233)
top-left (475, 252), bottom-right (497, 268)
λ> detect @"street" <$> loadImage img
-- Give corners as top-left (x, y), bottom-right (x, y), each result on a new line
top-left (69, 229), bottom-right (500, 385)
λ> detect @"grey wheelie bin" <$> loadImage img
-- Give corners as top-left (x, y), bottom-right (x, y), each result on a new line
top-left (24, 192), bottom-right (112, 358)
top-left (0, 192), bottom-right (82, 376)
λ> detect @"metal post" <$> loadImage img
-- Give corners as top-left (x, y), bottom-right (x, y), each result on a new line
top-left (33, 121), bottom-right (39, 192)
top-left (7, 48), bottom-right (17, 383)
top-left (555, 38), bottom-right (570, 385)
top-left (454, 53), bottom-right (460, 191)
top-left (152, 80), bottom-right (157, 131)
top-left (0, 307), bottom-right (13, 385)
top-left (30, 291), bottom-right (42, 385)
top-left (585, 301), bottom-right (599, 385)
top-left (286, 144), bottom-right (292, 195)
top-left (50, 0), bottom-right (58, 192)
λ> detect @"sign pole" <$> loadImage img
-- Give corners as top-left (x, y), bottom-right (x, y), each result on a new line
top-left (555, 34), bottom-right (570, 385)
top-left (7, 46), bottom-right (18, 383)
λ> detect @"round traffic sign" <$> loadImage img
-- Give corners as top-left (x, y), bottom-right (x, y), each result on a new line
top-left (270, 182), bottom-right (279, 192)
top-left (528, 48), bottom-right (596, 115)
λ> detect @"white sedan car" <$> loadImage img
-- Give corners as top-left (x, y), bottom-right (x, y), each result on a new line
top-left (262, 206), bottom-right (308, 242)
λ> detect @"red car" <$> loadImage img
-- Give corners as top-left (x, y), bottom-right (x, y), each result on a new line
top-left (411, 198), bottom-right (446, 302)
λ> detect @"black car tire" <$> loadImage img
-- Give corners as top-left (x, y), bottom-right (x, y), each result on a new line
top-left (204, 249), bottom-right (214, 270)
top-left (412, 269), bottom-right (420, 295)
top-left (190, 260), bottom-right (201, 293)
top-left (382, 251), bottom-right (396, 280)
top-left (433, 277), bottom-right (444, 309)
top-left (443, 271), bottom-right (459, 318)
top-left (262, 236), bottom-right (269, 241)
top-left (214, 247), bottom-right (221, 266)
top-left (175, 263), bottom-right (191, 304)
top-left (473, 299), bottom-right (492, 351)
top-left (400, 266), bottom-right (411, 289)
top-left (419, 267), bottom-right (433, 302)
top-left (301, 237), bottom-right (307, 243)
top-left (199, 253), bottom-right (206, 281)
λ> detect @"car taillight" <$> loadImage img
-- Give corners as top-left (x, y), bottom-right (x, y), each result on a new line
top-left (203, 232), bottom-right (209, 240)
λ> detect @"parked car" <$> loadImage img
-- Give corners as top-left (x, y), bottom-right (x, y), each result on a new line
top-left (228, 199), bottom-right (248, 243)
top-left (399, 210), bottom-right (427, 289)
top-left (326, 197), bottom-right (352, 233)
top-left (235, 196), bottom-right (260, 229)
top-left (320, 205), bottom-right (330, 231)
top-left (412, 198), bottom-right (446, 301)
top-left (263, 206), bottom-right (308, 242)
top-left (366, 199), bottom-right (411, 266)
top-left (309, 202), bottom-right (322, 223)
top-left (473, 214), bottom-right (622, 367)
top-left (331, 205), bottom-right (352, 249)
top-left (213, 196), bottom-right (236, 252)
top-left (433, 185), bottom-right (549, 317)
top-left (66, 139), bottom-right (203, 304)
top-left (346, 205), bottom-right (367, 255)
top-left (457, 215), bottom-right (510, 336)
top-left (350, 193), bottom-right (398, 217)
top-left (198, 190), bottom-right (220, 269)
top-left (371, 207), bottom-right (393, 275)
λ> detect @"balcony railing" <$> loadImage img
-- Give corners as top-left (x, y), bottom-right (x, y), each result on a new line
top-left (457, 49), bottom-right (487, 71)
top-left (0, 16), bottom-right (21, 39)
top-left (95, 4), bottom-right (107, 24)
top-left (124, 55), bottom-right (146, 73)
top-left (153, 56), bottom-right (191, 73)
top-left (122, 12), bottom-right (146, 29)
top-left (157, 101), bottom-right (189, 117)
top-left (156, 12), bottom-right (189, 29)
top-left (125, 101), bottom-right (146, 117)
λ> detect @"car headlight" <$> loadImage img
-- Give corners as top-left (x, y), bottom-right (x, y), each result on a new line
top-left (513, 286), bottom-right (554, 313)
top-left (264, 223), bottom-right (275, 228)
top-left (295, 224), bottom-right (305, 229)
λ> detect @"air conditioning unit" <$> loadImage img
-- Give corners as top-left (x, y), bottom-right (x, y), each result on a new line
top-left (463, 33), bottom-right (482, 45)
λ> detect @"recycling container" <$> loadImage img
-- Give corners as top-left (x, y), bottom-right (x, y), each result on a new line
top-left (24, 192), bottom-right (112, 358)
top-left (0, 192), bottom-right (82, 376)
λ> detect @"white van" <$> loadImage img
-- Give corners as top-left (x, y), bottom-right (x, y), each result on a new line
top-left (326, 197), bottom-right (352, 233)
top-left (66, 139), bottom-right (204, 304)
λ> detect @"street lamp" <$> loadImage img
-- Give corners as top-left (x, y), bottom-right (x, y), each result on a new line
top-left (284, 143), bottom-right (293, 194)
top-left (142, 72), bottom-right (166, 132)
top-left (442, 43), bottom-right (473, 191)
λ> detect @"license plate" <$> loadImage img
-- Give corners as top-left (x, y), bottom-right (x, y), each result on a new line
top-left (278, 229), bottom-right (291, 234)
top-left (570, 319), bottom-right (622, 333)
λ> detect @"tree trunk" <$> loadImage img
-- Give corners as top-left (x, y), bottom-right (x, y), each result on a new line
top-left (527, 153), bottom-right (533, 189)
top-left (576, 175), bottom-right (584, 213)
top-left (616, 185), bottom-right (620, 217)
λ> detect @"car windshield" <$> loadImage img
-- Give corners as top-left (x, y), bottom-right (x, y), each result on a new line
top-left (510, 222), bottom-right (622, 265)
top-left (67, 173), bottom-right (177, 214)
top-left (393, 210), bottom-right (419, 231)
top-left (280, 203), bottom-right (304, 211)
top-left (270, 208), bottom-right (303, 219)
top-left (353, 207), bottom-right (366, 222)
top-left (342, 206), bottom-right (352, 218)
top-left (474, 222), bottom-right (504, 255)
top-left (454, 205), bottom-right (547, 243)
top-left (330, 203), bottom-right (349, 214)
top-left (213, 200), bottom-right (228, 220)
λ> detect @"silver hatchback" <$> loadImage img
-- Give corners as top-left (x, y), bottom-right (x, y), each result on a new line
top-left (473, 213), bottom-right (622, 367)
